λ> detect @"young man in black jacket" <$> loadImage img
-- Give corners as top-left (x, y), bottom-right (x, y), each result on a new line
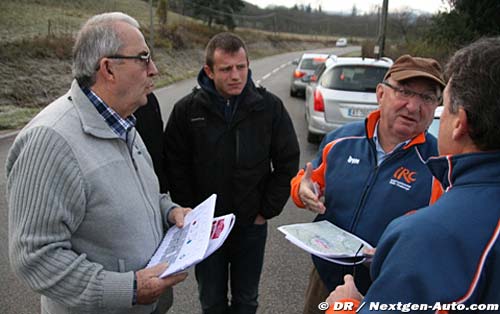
top-left (163, 32), bottom-right (300, 314)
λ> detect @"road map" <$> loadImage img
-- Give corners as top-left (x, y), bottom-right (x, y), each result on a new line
top-left (278, 220), bottom-right (373, 264)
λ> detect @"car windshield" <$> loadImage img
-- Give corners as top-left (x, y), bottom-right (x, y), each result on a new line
top-left (320, 65), bottom-right (389, 92)
top-left (300, 58), bottom-right (326, 70)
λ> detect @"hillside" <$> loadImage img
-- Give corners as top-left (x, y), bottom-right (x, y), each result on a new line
top-left (0, 0), bottom-right (337, 129)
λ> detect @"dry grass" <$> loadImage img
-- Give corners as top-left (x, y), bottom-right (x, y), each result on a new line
top-left (0, 0), bottom-right (335, 130)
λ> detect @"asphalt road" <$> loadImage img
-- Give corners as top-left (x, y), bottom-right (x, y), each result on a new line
top-left (0, 46), bottom-right (359, 314)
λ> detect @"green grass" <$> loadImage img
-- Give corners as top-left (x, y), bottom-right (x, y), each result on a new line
top-left (0, 0), bottom-right (154, 42)
top-left (0, 105), bottom-right (41, 130)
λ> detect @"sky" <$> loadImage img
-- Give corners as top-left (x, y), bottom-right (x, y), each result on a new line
top-left (245, 0), bottom-right (450, 15)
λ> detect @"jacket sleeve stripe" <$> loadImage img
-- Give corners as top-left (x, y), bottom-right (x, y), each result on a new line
top-left (450, 219), bottom-right (500, 306)
top-left (290, 136), bottom-right (363, 207)
top-left (429, 177), bottom-right (444, 205)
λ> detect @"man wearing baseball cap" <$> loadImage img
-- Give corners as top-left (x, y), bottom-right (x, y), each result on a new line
top-left (291, 54), bottom-right (445, 314)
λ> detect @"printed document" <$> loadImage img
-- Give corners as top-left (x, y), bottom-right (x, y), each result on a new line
top-left (147, 194), bottom-right (235, 277)
top-left (278, 220), bottom-right (373, 265)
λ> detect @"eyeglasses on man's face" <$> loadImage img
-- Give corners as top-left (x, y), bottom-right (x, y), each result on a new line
top-left (382, 81), bottom-right (441, 106)
top-left (107, 52), bottom-right (151, 66)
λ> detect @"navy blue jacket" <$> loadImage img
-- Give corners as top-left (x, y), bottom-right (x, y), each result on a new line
top-left (291, 111), bottom-right (438, 292)
top-left (359, 151), bottom-right (500, 312)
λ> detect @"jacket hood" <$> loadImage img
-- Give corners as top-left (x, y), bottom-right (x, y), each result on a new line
top-left (427, 151), bottom-right (500, 191)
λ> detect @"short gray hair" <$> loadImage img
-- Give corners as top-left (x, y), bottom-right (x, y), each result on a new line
top-left (72, 12), bottom-right (140, 88)
top-left (445, 37), bottom-right (500, 151)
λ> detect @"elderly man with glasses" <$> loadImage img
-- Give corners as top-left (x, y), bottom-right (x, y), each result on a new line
top-left (6, 12), bottom-right (189, 314)
top-left (290, 55), bottom-right (445, 314)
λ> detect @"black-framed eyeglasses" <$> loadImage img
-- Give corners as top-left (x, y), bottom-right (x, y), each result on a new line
top-left (107, 52), bottom-right (151, 65)
top-left (382, 81), bottom-right (441, 106)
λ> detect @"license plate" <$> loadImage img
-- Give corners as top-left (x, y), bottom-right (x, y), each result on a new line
top-left (348, 108), bottom-right (371, 118)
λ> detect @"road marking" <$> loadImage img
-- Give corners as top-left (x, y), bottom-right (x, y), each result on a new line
top-left (258, 61), bottom-right (292, 84)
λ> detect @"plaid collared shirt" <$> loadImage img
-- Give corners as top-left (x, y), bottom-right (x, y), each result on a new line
top-left (82, 87), bottom-right (136, 141)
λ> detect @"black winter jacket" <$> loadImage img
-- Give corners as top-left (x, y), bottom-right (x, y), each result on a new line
top-left (135, 93), bottom-right (168, 193)
top-left (164, 71), bottom-right (300, 225)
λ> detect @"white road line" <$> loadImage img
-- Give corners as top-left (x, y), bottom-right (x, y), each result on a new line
top-left (259, 61), bottom-right (292, 82)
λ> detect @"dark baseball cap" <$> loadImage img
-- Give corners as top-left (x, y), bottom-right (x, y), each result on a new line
top-left (384, 54), bottom-right (446, 88)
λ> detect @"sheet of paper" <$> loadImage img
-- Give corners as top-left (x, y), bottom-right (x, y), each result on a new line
top-left (147, 194), bottom-right (216, 278)
top-left (203, 214), bottom-right (235, 259)
top-left (278, 220), bottom-right (373, 259)
top-left (285, 235), bottom-right (366, 265)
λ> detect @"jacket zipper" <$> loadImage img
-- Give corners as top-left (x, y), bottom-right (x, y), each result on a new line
top-left (126, 130), bottom-right (161, 243)
top-left (348, 145), bottom-right (406, 232)
top-left (236, 129), bottom-right (240, 165)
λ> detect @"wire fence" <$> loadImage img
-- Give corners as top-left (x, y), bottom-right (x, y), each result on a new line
top-left (0, 0), bottom-right (153, 43)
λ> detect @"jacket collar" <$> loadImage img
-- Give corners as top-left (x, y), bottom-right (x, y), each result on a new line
top-left (196, 68), bottom-right (264, 115)
top-left (427, 151), bottom-right (500, 191)
top-left (365, 110), bottom-right (427, 150)
top-left (69, 80), bottom-right (120, 139)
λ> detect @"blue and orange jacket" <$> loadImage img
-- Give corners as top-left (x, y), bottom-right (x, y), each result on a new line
top-left (290, 110), bottom-right (439, 292)
top-left (335, 151), bottom-right (500, 313)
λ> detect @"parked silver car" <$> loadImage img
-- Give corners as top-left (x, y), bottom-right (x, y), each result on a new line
top-left (305, 56), bottom-right (393, 143)
top-left (290, 53), bottom-right (329, 97)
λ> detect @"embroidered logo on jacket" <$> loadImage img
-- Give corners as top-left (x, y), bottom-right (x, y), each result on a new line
top-left (390, 166), bottom-right (417, 191)
top-left (347, 155), bottom-right (360, 165)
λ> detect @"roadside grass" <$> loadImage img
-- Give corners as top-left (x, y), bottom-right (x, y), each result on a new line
top-left (0, 106), bottom-right (41, 130)
top-left (0, 0), bottom-right (339, 130)
top-left (0, 0), bottom-right (153, 42)
top-left (340, 50), bottom-right (362, 57)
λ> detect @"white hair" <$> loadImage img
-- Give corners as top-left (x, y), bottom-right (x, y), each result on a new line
top-left (72, 12), bottom-right (140, 88)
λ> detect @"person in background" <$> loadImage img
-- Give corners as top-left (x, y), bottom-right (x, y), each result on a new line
top-left (290, 55), bottom-right (445, 314)
top-left (6, 12), bottom-right (189, 314)
top-left (135, 92), bottom-right (169, 192)
top-left (326, 36), bottom-right (500, 313)
top-left (163, 32), bottom-right (300, 314)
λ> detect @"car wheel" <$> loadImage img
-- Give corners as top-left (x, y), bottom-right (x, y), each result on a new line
top-left (290, 89), bottom-right (298, 97)
top-left (307, 131), bottom-right (322, 144)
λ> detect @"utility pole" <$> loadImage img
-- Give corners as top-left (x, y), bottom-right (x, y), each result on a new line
top-left (376, 0), bottom-right (389, 58)
top-left (273, 14), bottom-right (277, 35)
top-left (149, 0), bottom-right (154, 55)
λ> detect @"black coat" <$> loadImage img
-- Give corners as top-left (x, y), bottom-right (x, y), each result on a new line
top-left (134, 93), bottom-right (168, 193)
top-left (164, 80), bottom-right (300, 225)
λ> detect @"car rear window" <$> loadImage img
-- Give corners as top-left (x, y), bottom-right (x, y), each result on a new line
top-left (299, 58), bottom-right (326, 70)
top-left (320, 65), bottom-right (389, 92)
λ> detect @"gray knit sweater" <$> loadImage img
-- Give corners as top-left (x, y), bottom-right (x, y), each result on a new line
top-left (6, 80), bottom-right (178, 314)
